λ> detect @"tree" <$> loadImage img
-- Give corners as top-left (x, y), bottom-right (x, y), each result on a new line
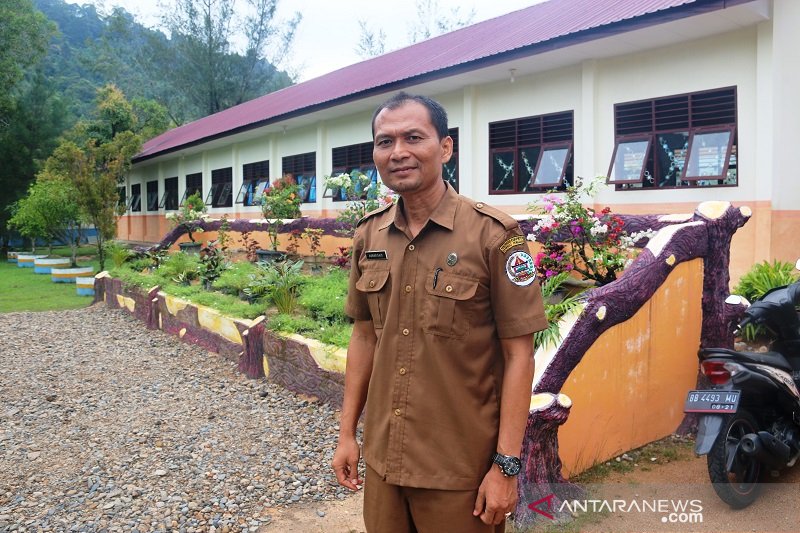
top-left (9, 178), bottom-right (84, 263)
top-left (156, 0), bottom-right (300, 117)
top-left (0, 0), bottom-right (55, 126)
top-left (44, 85), bottom-right (143, 270)
top-left (407, 0), bottom-right (475, 44)
top-left (354, 19), bottom-right (386, 59)
top-left (0, 68), bottom-right (68, 249)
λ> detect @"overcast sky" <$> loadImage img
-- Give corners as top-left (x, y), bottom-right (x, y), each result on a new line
top-left (62, 0), bottom-right (542, 81)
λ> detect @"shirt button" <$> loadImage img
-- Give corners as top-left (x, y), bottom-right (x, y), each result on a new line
top-left (402, 328), bottom-right (410, 336)
top-left (394, 408), bottom-right (402, 416)
top-left (445, 285), bottom-right (453, 293)
top-left (476, 202), bottom-right (484, 208)
top-left (399, 367), bottom-right (407, 375)
top-left (404, 285), bottom-right (412, 293)
top-left (369, 280), bottom-right (376, 288)
top-left (408, 244), bottom-right (415, 251)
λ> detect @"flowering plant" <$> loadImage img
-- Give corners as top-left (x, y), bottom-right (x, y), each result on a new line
top-left (166, 191), bottom-right (208, 242)
top-left (325, 171), bottom-right (397, 237)
top-left (527, 176), bottom-right (654, 285)
top-left (261, 175), bottom-right (302, 250)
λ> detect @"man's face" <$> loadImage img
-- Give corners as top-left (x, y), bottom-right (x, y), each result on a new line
top-left (372, 101), bottom-right (452, 195)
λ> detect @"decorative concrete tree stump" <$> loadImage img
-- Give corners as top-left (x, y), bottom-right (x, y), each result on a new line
top-left (51, 266), bottom-right (94, 283)
top-left (75, 277), bottom-right (96, 296)
top-left (17, 254), bottom-right (48, 268)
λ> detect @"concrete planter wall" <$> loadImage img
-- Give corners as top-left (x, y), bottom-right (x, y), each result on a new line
top-left (76, 277), bottom-right (96, 296)
top-left (17, 254), bottom-right (48, 268)
top-left (51, 266), bottom-right (94, 283)
top-left (34, 257), bottom-right (71, 274)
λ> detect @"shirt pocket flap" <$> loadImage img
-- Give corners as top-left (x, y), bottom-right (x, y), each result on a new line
top-left (425, 272), bottom-right (479, 301)
top-left (356, 268), bottom-right (390, 293)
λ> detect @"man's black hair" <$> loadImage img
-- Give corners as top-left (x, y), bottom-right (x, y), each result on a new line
top-left (371, 92), bottom-right (449, 140)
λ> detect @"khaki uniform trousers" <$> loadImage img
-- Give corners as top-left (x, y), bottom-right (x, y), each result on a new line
top-left (363, 464), bottom-right (505, 533)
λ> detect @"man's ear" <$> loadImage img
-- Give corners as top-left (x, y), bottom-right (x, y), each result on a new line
top-left (440, 135), bottom-right (454, 163)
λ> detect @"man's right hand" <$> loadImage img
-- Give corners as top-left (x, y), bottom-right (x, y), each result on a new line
top-left (332, 436), bottom-right (363, 491)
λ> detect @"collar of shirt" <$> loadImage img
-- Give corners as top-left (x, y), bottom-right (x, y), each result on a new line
top-left (378, 182), bottom-right (459, 233)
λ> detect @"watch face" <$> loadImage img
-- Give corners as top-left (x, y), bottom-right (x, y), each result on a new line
top-left (503, 457), bottom-right (522, 476)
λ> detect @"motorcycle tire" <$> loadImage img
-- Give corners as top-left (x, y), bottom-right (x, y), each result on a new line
top-left (706, 409), bottom-right (763, 508)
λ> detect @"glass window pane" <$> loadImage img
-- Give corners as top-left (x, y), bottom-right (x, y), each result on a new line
top-left (443, 158), bottom-right (458, 191)
top-left (517, 146), bottom-right (541, 192)
top-left (683, 130), bottom-right (732, 179)
top-left (533, 146), bottom-right (570, 187)
top-left (653, 133), bottom-right (688, 187)
top-left (608, 139), bottom-right (649, 183)
top-left (492, 151), bottom-right (515, 191)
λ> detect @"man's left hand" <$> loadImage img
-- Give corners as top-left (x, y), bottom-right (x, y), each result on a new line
top-left (472, 466), bottom-right (518, 525)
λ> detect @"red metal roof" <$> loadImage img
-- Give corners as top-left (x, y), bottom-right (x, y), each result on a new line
top-left (136, 0), bottom-right (721, 162)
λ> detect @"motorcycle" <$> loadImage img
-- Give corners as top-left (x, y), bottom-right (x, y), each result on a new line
top-left (684, 259), bottom-right (800, 508)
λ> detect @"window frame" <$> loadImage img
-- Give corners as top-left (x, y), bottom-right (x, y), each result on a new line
top-left (129, 183), bottom-right (142, 212)
top-left (282, 152), bottom-right (317, 203)
top-left (181, 172), bottom-right (203, 206)
top-left (606, 136), bottom-right (652, 185)
top-left (145, 180), bottom-right (159, 212)
top-left (159, 176), bottom-right (179, 210)
top-left (208, 167), bottom-right (233, 208)
top-left (488, 111), bottom-right (574, 195)
top-left (609, 86), bottom-right (738, 191)
top-left (329, 142), bottom-right (375, 202)
top-left (680, 125), bottom-right (736, 181)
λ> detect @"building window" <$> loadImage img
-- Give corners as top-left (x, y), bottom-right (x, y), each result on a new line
top-left (608, 87), bottom-right (737, 189)
top-left (444, 128), bottom-right (459, 192)
top-left (160, 176), bottom-right (179, 211)
top-left (237, 160), bottom-right (269, 206)
top-left (117, 187), bottom-right (126, 211)
top-left (181, 172), bottom-right (202, 205)
top-left (129, 183), bottom-right (141, 212)
top-left (329, 141), bottom-right (377, 201)
top-left (146, 180), bottom-right (159, 211)
top-left (489, 111), bottom-right (573, 194)
top-left (207, 167), bottom-right (233, 208)
top-left (283, 152), bottom-right (316, 203)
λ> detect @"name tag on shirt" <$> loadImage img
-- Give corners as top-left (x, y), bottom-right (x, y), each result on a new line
top-left (365, 250), bottom-right (388, 260)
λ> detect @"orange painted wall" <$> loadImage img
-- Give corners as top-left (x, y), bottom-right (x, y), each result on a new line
top-left (557, 259), bottom-right (703, 477)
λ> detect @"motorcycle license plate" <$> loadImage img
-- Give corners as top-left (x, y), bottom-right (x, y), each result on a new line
top-left (684, 390), bottom-right (740, 414)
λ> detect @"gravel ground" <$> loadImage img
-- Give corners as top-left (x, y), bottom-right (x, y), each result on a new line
top-left (0, 305), bottom-right (353, 532)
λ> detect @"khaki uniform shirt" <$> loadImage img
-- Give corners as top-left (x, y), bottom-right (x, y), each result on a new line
top-left (345, 184), bottom-right (548, 490)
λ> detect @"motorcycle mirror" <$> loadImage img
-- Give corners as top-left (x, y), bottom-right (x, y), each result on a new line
top-left (725, 294), bottom-right (750, 307)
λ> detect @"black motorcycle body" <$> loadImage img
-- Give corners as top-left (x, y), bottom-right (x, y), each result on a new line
top-left (684, 281), bottom-right (800, 508)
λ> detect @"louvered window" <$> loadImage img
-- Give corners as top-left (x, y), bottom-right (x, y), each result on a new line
top-left (608, 87), bottom-right (737, 189)
top-left (329, 142), bottom-right (377, 201)
top-left (159, 177), bottom-right (179, 211)
top-left (488, 111), bottom-right (573, 194)
top-left (129, 183), bottom-right (141, 212)
top-left (207, 167), bottom-right (233, 208)
top-left (282, 152), bottom-right (317, 203)
top-left (146, 180), bottom-right (159, 212)
top-left (181, 173), bottom-right (202, 206)
top-left (237, 160), bottom-right (269, 206)
top-left (443, 128), bottom-right (459, 192)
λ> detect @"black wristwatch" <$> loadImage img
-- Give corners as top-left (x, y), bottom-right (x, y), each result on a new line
top-left (492, 452), bottom-right (522, 477)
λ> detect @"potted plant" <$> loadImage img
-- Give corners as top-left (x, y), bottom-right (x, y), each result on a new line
top-left (166, 191), bottom-right (208, 253)
top-left (258, 174), bottom-right (302, 261)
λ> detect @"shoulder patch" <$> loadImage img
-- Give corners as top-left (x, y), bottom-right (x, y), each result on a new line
top-left (356, 202), bottom-right (393, 227)
top-left (472, 201), bottom-right (519, 231)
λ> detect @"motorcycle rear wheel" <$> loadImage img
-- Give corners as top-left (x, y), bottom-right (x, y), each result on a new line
top-left (707, 409), bottom-right (762, 508)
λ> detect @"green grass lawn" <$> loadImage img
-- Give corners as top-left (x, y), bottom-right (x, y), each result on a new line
top-left (0, 254), bottom-right (101, 313)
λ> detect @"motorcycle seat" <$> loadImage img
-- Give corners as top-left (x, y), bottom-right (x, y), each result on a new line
top-left (699, 347), bottom-right (794, 373)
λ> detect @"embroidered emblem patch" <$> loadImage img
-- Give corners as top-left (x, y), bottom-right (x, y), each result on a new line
top-left (499, 236), bottom-right (525, 254)
top-left (505, 251), bottom-right (537, 286)
top-left (365, 250), bottom-right (388, 260)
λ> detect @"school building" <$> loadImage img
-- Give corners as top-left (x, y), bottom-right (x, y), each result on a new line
top-left (121, 0), bottom-right (800, 282)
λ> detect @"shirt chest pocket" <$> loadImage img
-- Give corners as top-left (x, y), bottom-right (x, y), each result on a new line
top-left (423, 271), bottom-right (479, 338)
top-left (355, 267), bottom-right (391, 329)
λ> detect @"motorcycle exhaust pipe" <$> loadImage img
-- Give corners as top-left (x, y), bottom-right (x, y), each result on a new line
top-left (740, 432), bottom-right (791, 469)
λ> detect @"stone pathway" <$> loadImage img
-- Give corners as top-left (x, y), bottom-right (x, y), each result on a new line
top-left (0, 306), bottom-right (354, 532)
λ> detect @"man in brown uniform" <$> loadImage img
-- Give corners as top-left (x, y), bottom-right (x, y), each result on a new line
top-left (332, 92), bottom-right (547, 532)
